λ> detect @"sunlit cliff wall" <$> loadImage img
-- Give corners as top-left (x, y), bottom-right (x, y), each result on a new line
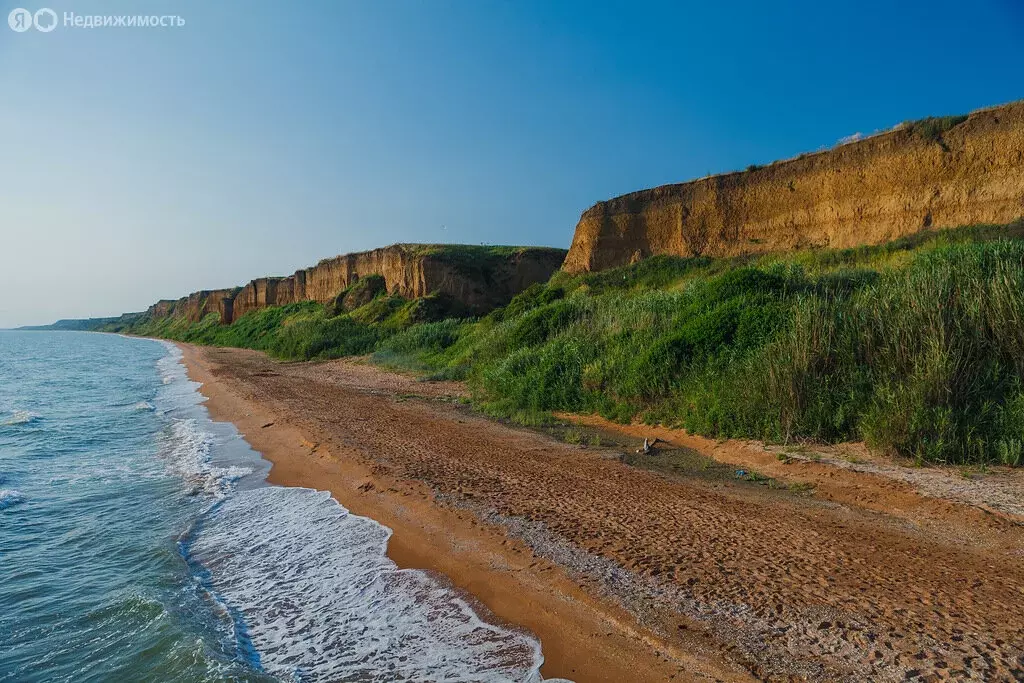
top-left (563, 101), bottom-right (1024, 272)
top-left (148, 244), bottom-right (566, 324)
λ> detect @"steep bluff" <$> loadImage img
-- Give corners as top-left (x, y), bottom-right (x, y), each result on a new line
top-left (149, 244), bottom-right (566, 324)
top-left (148, 288), bottom-right (239, 324)
top-left (564, 100), bottom-right (1024, 272)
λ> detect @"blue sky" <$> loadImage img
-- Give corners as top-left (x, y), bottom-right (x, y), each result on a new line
top-left (1, 0), bottom-right (1022, 326)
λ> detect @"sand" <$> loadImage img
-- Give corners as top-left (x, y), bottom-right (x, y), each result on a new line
top-left (179, 344), bottom-right (1024, 682)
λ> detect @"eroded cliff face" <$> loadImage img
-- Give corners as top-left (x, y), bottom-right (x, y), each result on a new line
top-left (564, 101), bottom-right (1024, 272)
top-left (146, 289), bottom-right (239, 324)
top-left (150, 244), bottom-right (566, 324)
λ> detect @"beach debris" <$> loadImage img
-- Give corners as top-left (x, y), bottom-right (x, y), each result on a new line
top-left (636, 437), bottom-right (661, 454)
top-left (261, 421), bottom-right (275, 428)
top-left (735, 469), bottom-right (747, 478)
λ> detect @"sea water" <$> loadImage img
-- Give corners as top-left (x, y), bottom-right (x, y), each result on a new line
top-left (0, 331), bottom-right (557, 682)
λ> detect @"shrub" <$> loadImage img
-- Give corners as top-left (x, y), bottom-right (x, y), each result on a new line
top-left (269, 314), bottom-right (378, 360)
top-left (329, 275), bottom-right (388, 316)
top-left (491, 283), bottom-right (566, 321)
top-left (122, 222), bottom-right (1024, 465)
top-left (906, 115), bottom-right (968, 145)
top-left (350, 294), bottom-right (406, 325)
top-left (378, 319), bottom-right (466, 355)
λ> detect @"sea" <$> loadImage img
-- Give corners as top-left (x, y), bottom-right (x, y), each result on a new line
top-left (0, 330), bottom-right (558, 682)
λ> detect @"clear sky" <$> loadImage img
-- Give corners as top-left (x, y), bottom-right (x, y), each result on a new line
top-left (1, 0), bottom-right (1022, 327)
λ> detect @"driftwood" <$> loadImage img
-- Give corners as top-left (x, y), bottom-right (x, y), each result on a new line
top-left (635, 437), bottom-right (662, 455)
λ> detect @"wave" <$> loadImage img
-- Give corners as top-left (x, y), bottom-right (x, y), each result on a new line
top-left (2, 410), bottom-right (40, 426)
top-left (0, 489), bottom-right (26, 510)
top-left (153, 340), bottom-right (562, 681)
top-left (131, 401), bottom-right (156, 412)
top-left (159, 419), bottom-right (253, 501)
top-left (186, 486), bottom-right (547, 682)
top-left (156, 341), bottom-right (184, 384)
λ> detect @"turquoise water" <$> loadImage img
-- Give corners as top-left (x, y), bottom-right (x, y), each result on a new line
top-left (0, 331), bottom-right (554, 682)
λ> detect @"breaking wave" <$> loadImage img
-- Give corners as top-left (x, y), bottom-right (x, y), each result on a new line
top-left (152, 341), bottom-right (558, 681)
top-left (184, 487), bottom-right (547, 682)
top-left (159, 418), bottom-right (253, 501)
top-left (0, 489), bottom-right (26, 510)
top-left (2, 410), bottom-right (40, 426)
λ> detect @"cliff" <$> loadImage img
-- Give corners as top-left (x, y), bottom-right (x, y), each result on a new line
top-left (564, 100), bottom-right (1024, 272)
top-left (146, 288), bottom-right (240, 325)
top-left (149, 244), bottom-right (567, 324)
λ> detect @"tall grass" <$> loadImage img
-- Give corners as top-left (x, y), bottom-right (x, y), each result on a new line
top-left (447, 229), bottom-right (1024, 465)
top-left (115, 223), bottom-right (1024, 465)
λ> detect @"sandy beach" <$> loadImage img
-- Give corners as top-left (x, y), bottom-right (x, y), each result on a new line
top-left (180, 343), bottom-right (1024, 682)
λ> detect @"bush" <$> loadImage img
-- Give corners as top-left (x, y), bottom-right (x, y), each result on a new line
top-left (122, 222), bottom-right (1024, 465)
top-left (269, 314), bottom-right (379, 360)
top-left (906, 115), bottom-right (968, 145)
top-left (378, 319), bottom-right (466, 355)
top-left (553, 254), bottom-right (709, 294)
top-left (491, 283), bottom-right (566, 321)
top-left (500, 298), bottom-right (591, 350)
top-left (328, 275), bottom-right (388, 316)
top-left (350, 294), bottom-right (406, 325)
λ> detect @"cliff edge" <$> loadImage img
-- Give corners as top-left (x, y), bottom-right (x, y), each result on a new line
top-left (564, 100), bottom-right (1024, 272)
top-left (149, 244), bottom-right (567, 324)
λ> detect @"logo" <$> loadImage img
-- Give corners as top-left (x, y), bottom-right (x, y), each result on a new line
top-left (7, 7), bottom-right (57, 32)
top-left (34, 8), bottom-right (56, 32)
top-left (8, 7), bottom-right (32, 31)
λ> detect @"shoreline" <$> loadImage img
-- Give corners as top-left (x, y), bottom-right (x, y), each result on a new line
top-left (176, 342), bottom-right (1024, 682)
top-left (177, 342), bottom-right (742, 682)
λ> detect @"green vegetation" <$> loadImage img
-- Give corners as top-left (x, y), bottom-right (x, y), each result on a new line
top-left (905, 114), bottom-right (969, 146)
top-left (19, 312), bottom-right (143, 331)
top-left (328, 274), bottom-right (387, 316)
top-left (111, 222), bottom-right (1024, 466)
top-left (406, 244), bottom-right (564, 284)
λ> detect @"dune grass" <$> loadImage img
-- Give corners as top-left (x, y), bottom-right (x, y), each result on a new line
top-left (115, 222), bottom-right (1024, 465)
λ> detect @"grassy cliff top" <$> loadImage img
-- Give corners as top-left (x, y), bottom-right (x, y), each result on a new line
top-left (397, 243), bottom-right (567, 256)
top-left (311, 243), bottom-right (567, 268)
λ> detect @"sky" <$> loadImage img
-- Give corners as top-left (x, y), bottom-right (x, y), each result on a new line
top-left (1, 0), bottom-right (1022, 327)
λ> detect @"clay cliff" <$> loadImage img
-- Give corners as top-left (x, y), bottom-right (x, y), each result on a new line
top-left (149, 244), bottom-right (566, 324)
top-left (564, 100), bottom-right (1024, 272)
top-left (147, 288), bottom-right (239, 324)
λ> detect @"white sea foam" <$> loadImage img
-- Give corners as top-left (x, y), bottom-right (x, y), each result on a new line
top-left (154, 340), bottom-right (566, 682)
top-left (0, 489), bottom-right (25, 510)
top-left (155, 342), bottom-right (208, 412)
top-left (154, 342), bottom-right (253, 499)
top-left (187, 486), bottom-right (549, 682)
top-left (2, 410), bottom-right (40, 426)
top-left (131, 401), bottom-right (156, 412)
top-left (156, 341), bottom-right (184, 381)
top-left (160, 419), bottom-right (252, 500)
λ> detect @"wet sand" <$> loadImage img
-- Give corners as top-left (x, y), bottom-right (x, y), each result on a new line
top-left (179, 344), bottom-right (1024, 682)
